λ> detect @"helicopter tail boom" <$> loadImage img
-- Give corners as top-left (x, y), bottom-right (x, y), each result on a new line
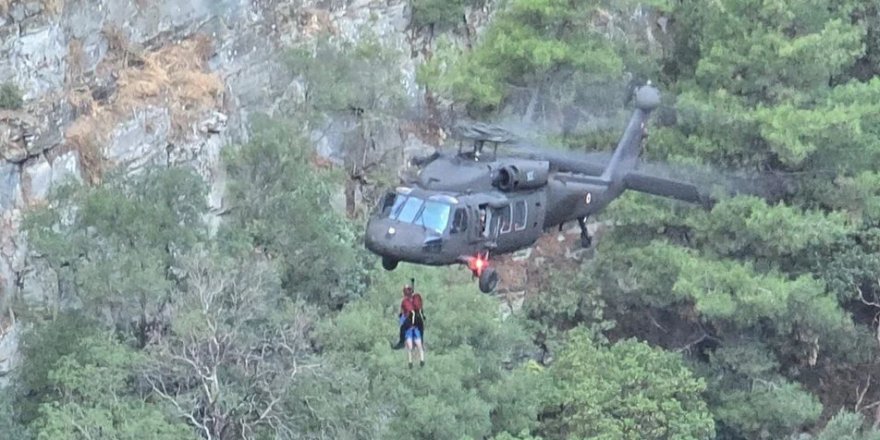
top-left (622, 171), bottom-right (714, 208)
top-left (600, 84), bottom-right (661, 183)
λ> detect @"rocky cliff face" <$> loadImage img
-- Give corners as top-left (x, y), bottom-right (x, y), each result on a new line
top-left (0, 0), bottom-right (472, 383)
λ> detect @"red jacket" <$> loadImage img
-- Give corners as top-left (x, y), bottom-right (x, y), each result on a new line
top-left (400, 296), bottom-right (415, 316)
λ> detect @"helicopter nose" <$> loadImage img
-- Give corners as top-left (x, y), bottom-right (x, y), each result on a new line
top-left (364, 218), bottom-right (404, 255)
top-left (364, 218), bottom-right (445, 262)
top-left (364, 219), bottom-right (389, 252)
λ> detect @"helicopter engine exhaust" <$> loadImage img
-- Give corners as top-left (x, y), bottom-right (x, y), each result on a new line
top-left (494, 161), bottom-right (550, 191)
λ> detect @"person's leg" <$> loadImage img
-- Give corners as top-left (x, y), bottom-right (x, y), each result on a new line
top-left (414, 328), bottom-right (425, 366)
top-left (394, 325), bottom-right (406, 350)
top-left (392, 315), bottom-right (406, 349)
top-left (405, 327), bottom-right (415, 367)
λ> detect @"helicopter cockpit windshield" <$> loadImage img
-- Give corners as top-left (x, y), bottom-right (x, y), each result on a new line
top-left (378, 192), bottom-right (452, 234)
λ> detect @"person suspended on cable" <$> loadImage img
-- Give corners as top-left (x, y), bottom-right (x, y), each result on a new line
top-left (411, 290), bottom-right (425, 342)
top-left (404, 288), bottom-right (425, 368)
top-left (391, 284), bottom-right (426, 366)
top-left (392, 284), bottom-right (415, 350)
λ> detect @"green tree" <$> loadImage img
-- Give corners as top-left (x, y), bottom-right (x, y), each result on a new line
top-left (411, 0), bottom-right (482, 30)
top-left (0, 82), bottom-right (23, 109)
top-left (311, 267), bottom-right (548, 439)
top-left (419, 0), bottom-right (630, 113)
top-left (656, 0), bottom-right (877, 170)
top-left (0, 391), bottom-right (30, 440)
top-left (522, 263), bottom-right (614, 358)
top-left (221, 115), bottom-right (369, 309)
top-left (816, 410), bottom-right (880, 440)
top-left (703, 341), bottom-right (823, 439)
top-left (285, 34), bottom-right (406, 216)
top-left (492, 431), bottom-right (545, 440)
top-left (540, 329), bottom-right (714, 439)
top-left (13, 312), bottom-right (106, 425)
top-left (143, 247), bottom-right (314, 440)
top-left (32, 333), bottom-right (192, 440)
top-left (24, 167), bottom-right (209, 345)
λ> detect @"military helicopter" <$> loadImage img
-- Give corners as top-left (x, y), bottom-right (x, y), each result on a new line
top-left (363, 84), bottom-right (755, 293)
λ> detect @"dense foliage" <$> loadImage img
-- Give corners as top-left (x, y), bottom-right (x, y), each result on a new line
top-left (0, 81), bottom-right (23, 109)
top-left (6, 0), bottom-right (880, 438)
top-left (420, 0), bottom-right (880, 436)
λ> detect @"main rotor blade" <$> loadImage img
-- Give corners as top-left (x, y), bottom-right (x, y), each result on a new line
top-left (505, 143), bottom-right (612, 175)
top-left (509, 142), bottom-right (794, 204)
top-left (451, 121), bottom-right (796, 205)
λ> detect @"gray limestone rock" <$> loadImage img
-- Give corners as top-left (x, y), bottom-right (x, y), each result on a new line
top-left (0, 208), bottom-right (25, 311)
top-left (10, 151), bottom-right (81, 207)
top-left (498, 290), bottom-right (526, 319)
top-left (24, 2), bottom-right (43, 16)
top-left (2, 24), bottom-right (67, 101)
top-left (105, 106), bottom-right (171, 172)
top-left (0, 162), bottom-right (22, 211)
top-left (50, 151), bottom-right (82, 188)
top-left (0, 209), bottom-right (26, 272)
top-left (0, 110), bottom-right (39, 164)
top-left (21, 156), bottom-right (51, 204)
top-left (9, 3), bottom-right (26, 22)
top-left (0, 252), bottom-right (14, 315)
top-left (0, 143), bottom-right (27, 164)
top-left (168, 118), bottom-right (229, 229)
top-left (19, 257), bottom-right (59, 310)
top-left (27, 101), bottom-right (67, 158)
top-left (198, 111), bottom-right (228, 134)
top-left (0, 323), bottom-right (20, 389)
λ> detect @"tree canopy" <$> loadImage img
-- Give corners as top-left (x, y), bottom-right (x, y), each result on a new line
top-left (7, 1), bottom-right (880, 439)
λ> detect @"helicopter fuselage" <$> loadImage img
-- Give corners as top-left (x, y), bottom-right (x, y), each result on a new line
top-left (363, 153), bottom-right (620, 270)
top-left (365, 83), bottom-right (663, 293)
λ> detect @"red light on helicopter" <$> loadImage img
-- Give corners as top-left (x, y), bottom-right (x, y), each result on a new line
top-left (468, 254), bottom-right (487, 276)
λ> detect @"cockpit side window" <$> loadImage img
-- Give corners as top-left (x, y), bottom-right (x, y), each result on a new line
top-left (499, 205), bottom-right (512, 234)
top-left (478, 205), bottom-right (489, 238)
top-left (379, 192), bottom-right (398, 215)
top-left (513, 200), bottom-right (527, 230)
top-left (452, 208), bottom-right (468, 233)
top-left (378, 192), bottom-right (406, 218)
top-left (389, 194), bottom-right (406, 216)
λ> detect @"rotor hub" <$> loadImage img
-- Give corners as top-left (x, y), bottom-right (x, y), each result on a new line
top-left (635, 84), bottom-right (661, 111)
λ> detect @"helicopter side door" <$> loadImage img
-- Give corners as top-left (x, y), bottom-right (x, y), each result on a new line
top-left (475, 203), bottom-right (499, 244)
top-left (449, 206), bottom-right (472, 239)
top-left (502, 194), bottom-right (546, 250)
top-left (472, 197), bottom-right (524, 253)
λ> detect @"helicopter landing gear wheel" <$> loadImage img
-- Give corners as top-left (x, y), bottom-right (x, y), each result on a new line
top-left (478, 267), bottom-right (499, 293)
top-left (577, 217), bottom-right (592, 249)
top-left (382, 256), bottom-right (399, 271)
top-left (581, 234), bottom-right (592, 248)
